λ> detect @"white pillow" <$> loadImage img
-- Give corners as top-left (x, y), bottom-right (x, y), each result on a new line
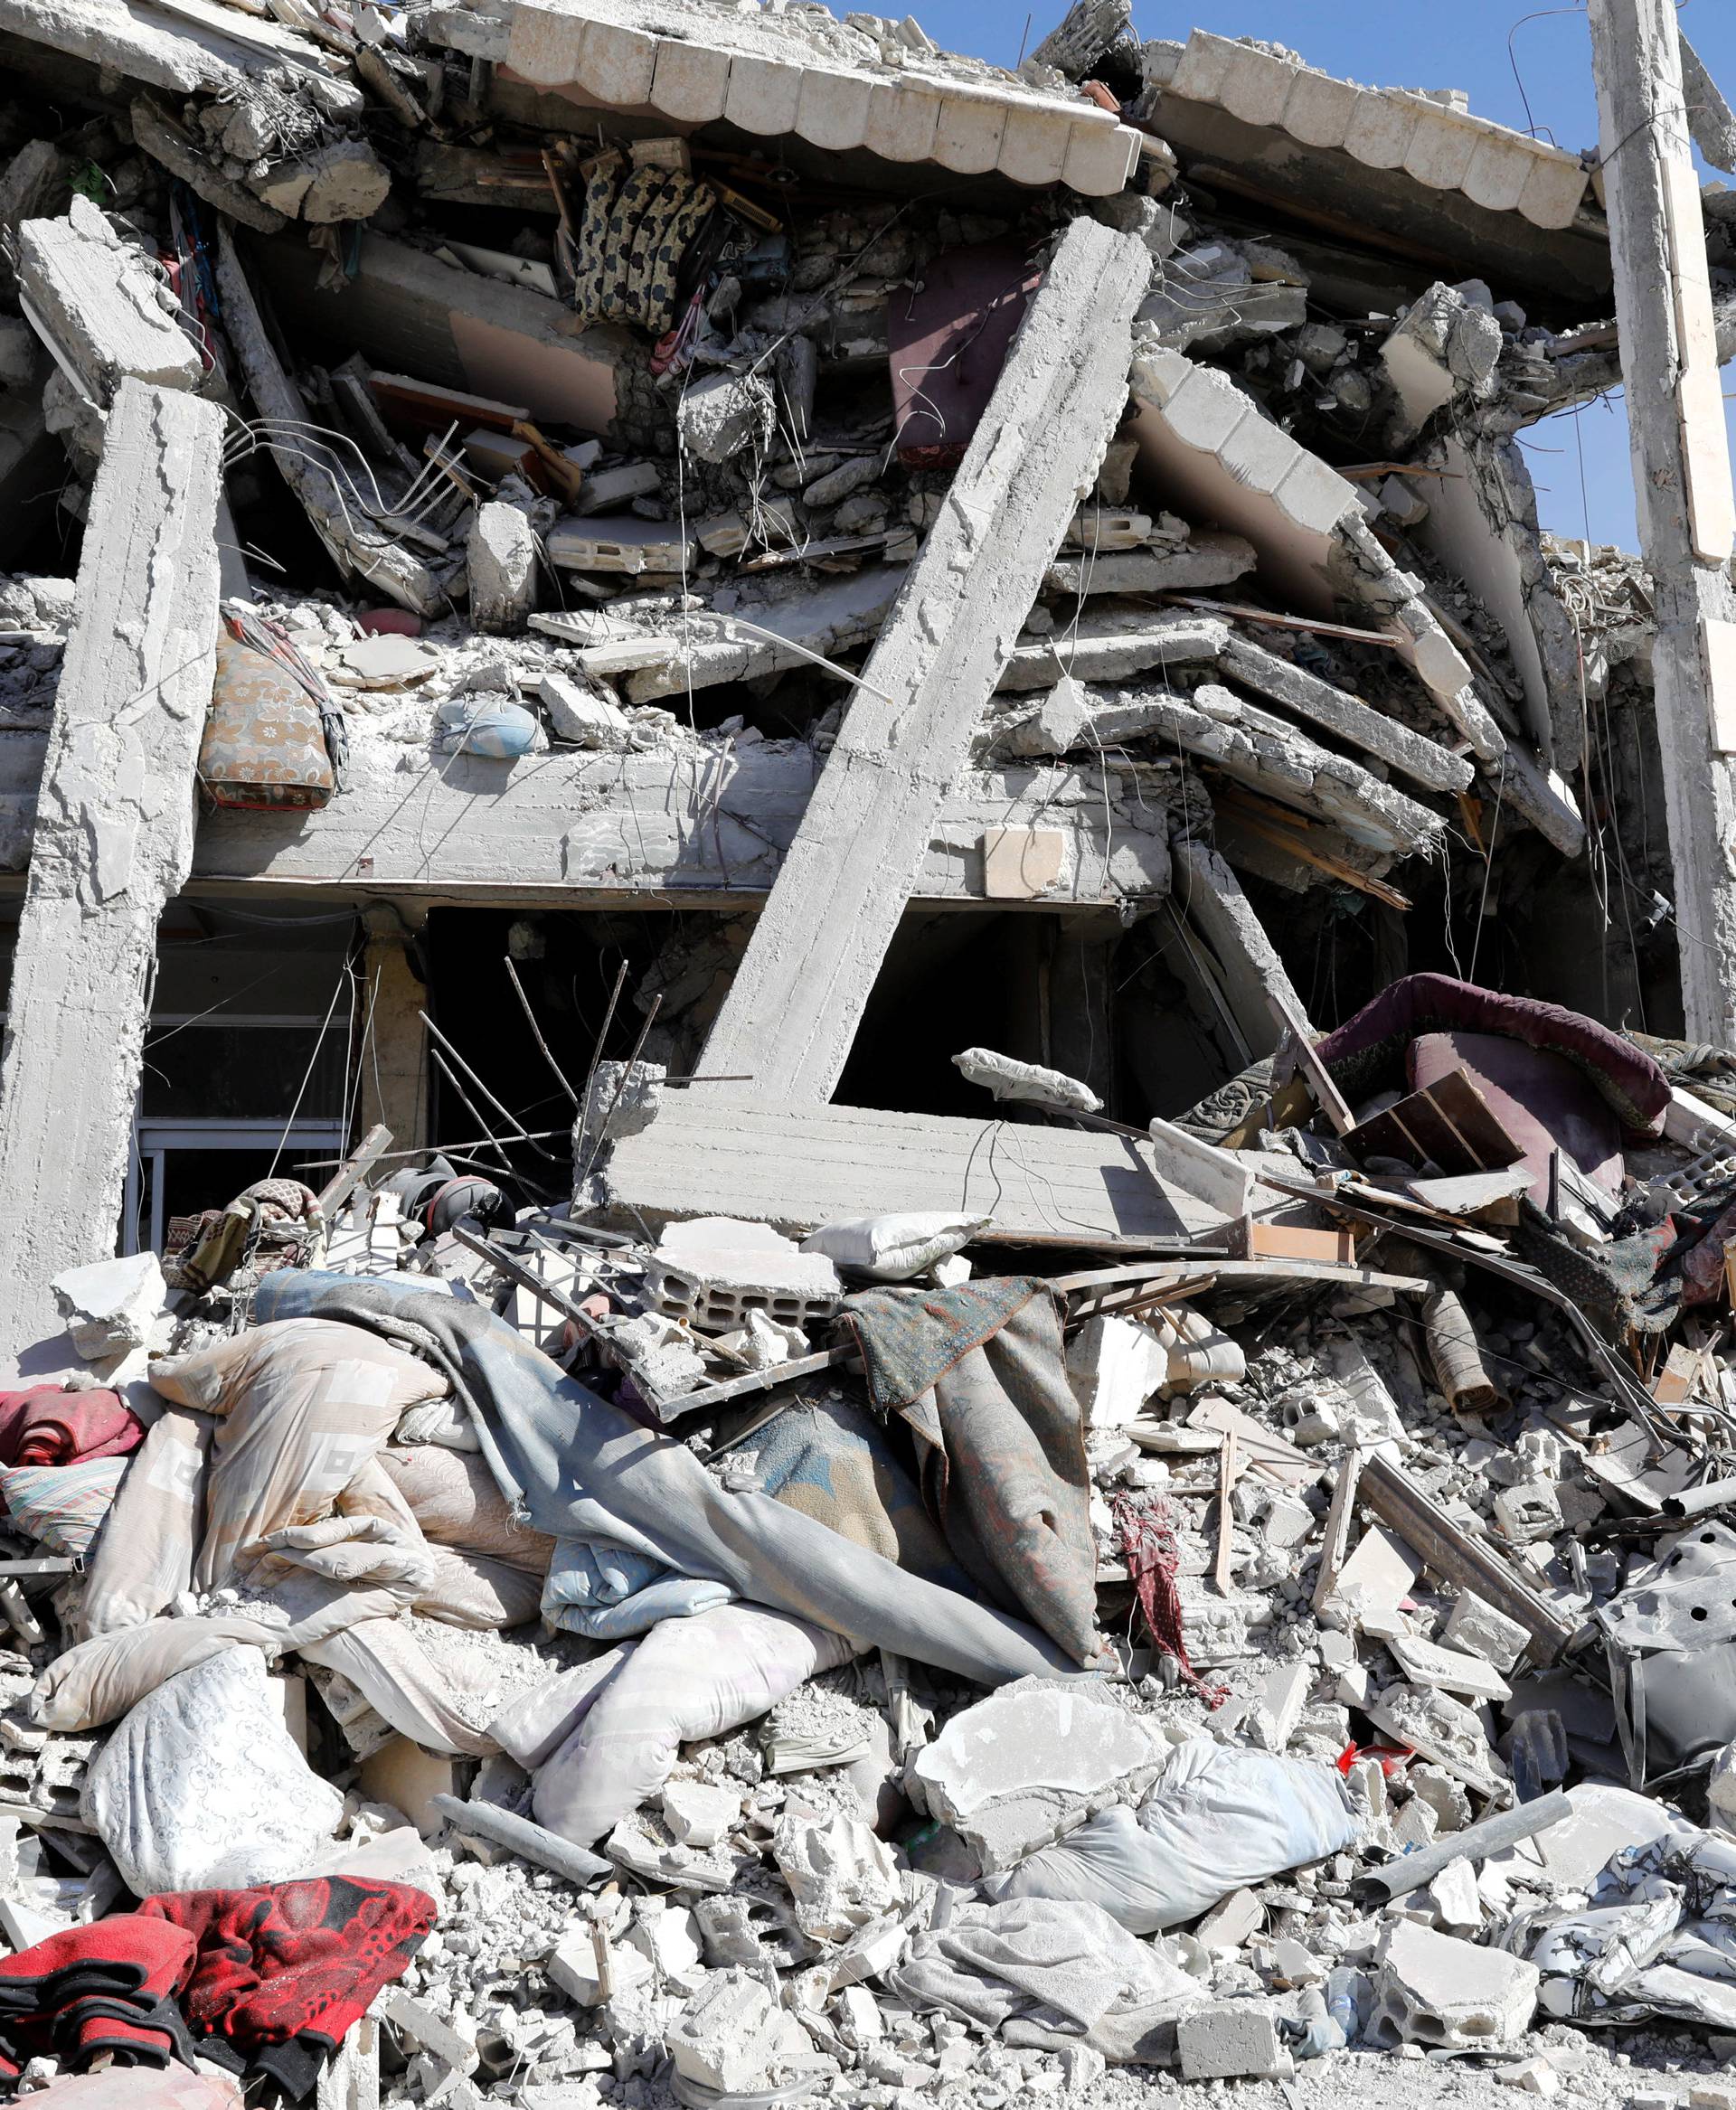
top-left (799, 1211), bottom-right (987, 1282)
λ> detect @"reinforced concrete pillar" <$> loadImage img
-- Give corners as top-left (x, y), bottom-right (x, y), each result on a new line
top-left (1590, 0), bottom-right (1736, 1042)
top-left (0, 381), bottom-right (223, 1368)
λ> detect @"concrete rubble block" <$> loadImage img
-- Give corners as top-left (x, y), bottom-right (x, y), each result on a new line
top-left (16, 196), bottom-right (203, 406)
top-left (1386, 1634), bottom-right (1513, 1704)
top-left (1177, 2000), bottom-right (1295, 2081)
top-left (1500, 2058), bottom-right (1561, 2096)
top-left (49, 1250), bottom-right (165, 1359)
top-left (772, 1810), bottom-right (903, 1942)
top-left (467, 503), bottom-right (537, 634)
top-left (909, 1677), bottom-right (1165, 1874)
top-left (250, 138), bottom-right (392, 223)
top-left (1196, 1888), bottom-right (1263, 1953)
top-left (660, 1778), bottom-right (742, 1850)
top-left (1415, 1855), bottom-right (1483, 1933)
top-left (693, 1890), bottom-right (814, 1972)
top-left (535, 672), bottom-right (633, 749)
top-left (1372, 1921), bottom-right (1540, 2049)
top-left (546, 515), bottom-right (692, 577)
top-left (1493, 1481), bottom-right (1563, 1544)
top-left (621, 1899), bottom-right (703, 1986)
top-left (546, 1926), bottom-right (653, 2008)
top-left (668, 1969), bottom-right (811, 2096)
top-left (678, 368), bottom-right (776, 466)
top-left (1326, 1523), bottom-right (1423, 1623)
top-left (646, 1215), bottom-right (841, 1333)
top-left (382, 1991), bottom-right (480, 2077)
top-left (1444, 1591), bottom-right (1530, 1675)
top-left (1066, 1313), bottom-right (1168, 1427)
top-left (826, 1909), bottom-right (913, 1991)
top-left (1365, 1684), bottom-right (1505, 1794)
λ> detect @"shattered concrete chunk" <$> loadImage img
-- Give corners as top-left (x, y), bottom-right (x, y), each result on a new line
top-left (17, 197), bottom-right (203, 406)
top-left (1372, 1922), bottom-right (1539, 2048)
top-left (910, 1678), bottom-right (1165, 1875)
top-left (1178, 2001), bottom-right (1295, 2080)
top-left (50, 1250), bottom-right (165, 1360)
top-left (468, 504), bottom-right (537, 635)
top-left (772, 1811), bottom-right (902, 1942)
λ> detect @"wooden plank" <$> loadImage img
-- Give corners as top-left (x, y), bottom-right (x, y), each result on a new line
top-left (1344, 1069), bottom-right (1523, 1175)
top-left (1267, 983), bottom-right (1355, 1135)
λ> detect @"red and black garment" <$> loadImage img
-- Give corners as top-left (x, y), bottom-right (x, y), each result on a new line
top-left (139, 1876), bottom-right (434, 2100)
top-left (0, 1916), bottom-right (200, 2086)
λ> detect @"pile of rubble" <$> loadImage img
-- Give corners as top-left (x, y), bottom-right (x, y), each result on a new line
top-left (3, 976), bottom-right (1736, 2110)
top-left (6, 0), bottom-right (1736, 2108)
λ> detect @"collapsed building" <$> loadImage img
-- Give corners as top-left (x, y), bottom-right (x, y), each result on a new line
top-left (3, 0), bottom-right (1736, 2107)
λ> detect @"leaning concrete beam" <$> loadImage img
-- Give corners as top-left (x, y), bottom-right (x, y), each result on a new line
top-left (1127, 346), bottom-right (1506, 763)
top-left (1681, 33), bottom-right (1736, 174)
top-left (695, 217), bottom-right (1153, 1105)
top-left (215, 228), bottom-right (455, 618)
top-left (1172, 836), bottom-right (1310, 1055)
top-left (17, 196), bottom-right (203, 406)
top-left (1220, 633), bottom-right (1474, 795)
top-left (0, 381), bottom-right (223, 1368)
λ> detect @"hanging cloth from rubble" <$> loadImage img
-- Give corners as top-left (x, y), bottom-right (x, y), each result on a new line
top-left (1628, 1031), bottom-right (1736, 1120)
top-left (566, 152), bottom-right (719, 339)
top-left (251, 1272), bottom-right (1075, 1689)
top-left (0, 1387), bottom-right (144, 1469)
top-left (138, 1876), bottom-right (434, 2100)
top-left (837, 1278), bottom-right (1100, 1667)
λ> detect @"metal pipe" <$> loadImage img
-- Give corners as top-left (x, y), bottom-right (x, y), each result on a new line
top-left (1351, 1790), bottom-right (1571, 1907)
top-left (428, 1794), bottom-right (609, 1887)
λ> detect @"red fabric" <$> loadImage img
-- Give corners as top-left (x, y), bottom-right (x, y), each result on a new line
top-left (0, 1389), bottom-right (146, 1470)
top-left (0, 1916), bottom-right (198, 2083)
top-left (138, 1878), bottom-right (432, 2063)
top-left (1112, 1491), bottom-right (1225, 1707)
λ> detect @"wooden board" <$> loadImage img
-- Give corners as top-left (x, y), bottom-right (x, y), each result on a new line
top-left (1344, 1068), bottom-right (1522, 1175)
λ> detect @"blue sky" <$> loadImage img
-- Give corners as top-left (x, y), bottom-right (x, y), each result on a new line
top-left (911, 0), bottom-right (1736, 551)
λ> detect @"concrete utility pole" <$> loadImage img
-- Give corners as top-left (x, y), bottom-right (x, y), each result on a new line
top-left (1589, 0), bottom-right (1736, 1044)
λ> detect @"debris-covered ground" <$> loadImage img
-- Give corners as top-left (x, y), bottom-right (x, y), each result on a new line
top-left (5, 3), bottom-right (1736, 2110)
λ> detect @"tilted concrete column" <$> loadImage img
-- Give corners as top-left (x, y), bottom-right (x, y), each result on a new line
top-left (1590, 0), bottom-right (1736, 1042)
top-left (696, 216), bottom-right (1152, 1104)
top-left (356, 908), bottom-right (429, 1158)
top-left (0, 381), bottom-right (223, 1365)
